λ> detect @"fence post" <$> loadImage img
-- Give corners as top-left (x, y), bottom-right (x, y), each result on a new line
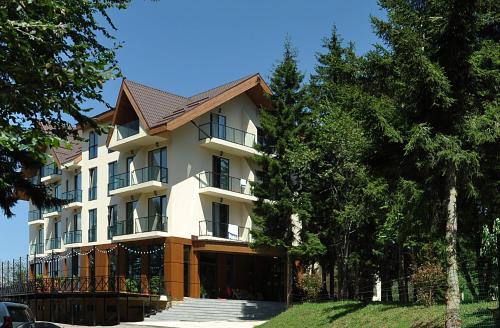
top-left (497, 230), bottom-right (500, 324)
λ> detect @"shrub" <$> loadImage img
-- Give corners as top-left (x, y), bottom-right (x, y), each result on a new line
top-left (297, 272), bottom-right (323, 301)
top-left (411, 263), bottom-right (446, 306)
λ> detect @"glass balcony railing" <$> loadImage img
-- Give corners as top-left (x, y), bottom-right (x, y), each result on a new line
top-left (116, 120), bottom-right (140, 140)
top-left (109, 220), bottom-right (134, 238)
top-left (198, 171), bottom-right (253, 195)
top-left (198, 122), bottom-right (256, 148)
top-left (62, 190), bottom-right (82, 203)
top-left (108, 166), bottom-right (168, 191)
top-left (46, 237), bottom-right (61, 250)
top-left (42, 205), bottom-right (61, 215)
top-left (135, 216), bottom-right (168, 233)
top-left (29, 243), bottom-right (44, 255)
top-left (41, 163), bottom-right (61, 178)
top-left (64, 230), bottom-right (82, 244)
top-left (28, 210), bottom-right (42, 222)
top-left (198, 220), bottom-right (251, 242)
top-left (88, 228), bottom-right (97, 242)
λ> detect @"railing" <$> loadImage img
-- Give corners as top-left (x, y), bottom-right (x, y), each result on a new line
top-left (29, 243), bottom-right (44, 255)
top-left (88, 228), bottom-right (97, 242)
top-left (88, 186), bottom-right (97, 200)
top-left (64, 230), bottom-right (82, 244)
top-left (135, 216), bottom-right (168, 233)
top-left (198, 171), bottom-right (253, 195)
top-left (0, 276), bottom-right (165, 296)
top-left (41, 163), bottom-right (61, 177)
top-left (28, 210), bottom-right (41, 222)
top-left (198, 122), bottom-right (256, 148)
top-left (62, 189), bottom-right (82, 203)
top-left (116, 120), bottom-right (140, 140)
top-left (46, 237), bottom-right (62, 250)
top-left (42, 205), bottom-right (61, 215)
top-left (108, 166), bottom-right (168, 191)
top-left (109, 220), bottom-right (133, 238)
top-left (199, 220), bottom-right (251, 242)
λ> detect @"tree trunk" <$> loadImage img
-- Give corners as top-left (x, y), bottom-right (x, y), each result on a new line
top-left (445, 165), bottom-right (461, 328)
top-left (286, 251), bottom-right (292, 308)
top-left (329, 261), bottom-right (335, 299)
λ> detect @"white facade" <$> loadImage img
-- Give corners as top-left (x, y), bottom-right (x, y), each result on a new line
top-left (28, 92), bottom-right (262, 256)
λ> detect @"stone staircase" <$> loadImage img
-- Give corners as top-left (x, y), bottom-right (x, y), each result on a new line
top-left (145, 297), bottom-right (285, 322)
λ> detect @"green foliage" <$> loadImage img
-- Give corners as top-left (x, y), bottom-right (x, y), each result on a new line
top-left (149, 275), bottom-right (162, 294)
top-left (125, 278), bottom-right (139, 293)
top-left (0, 0), bottom-right (130, 216)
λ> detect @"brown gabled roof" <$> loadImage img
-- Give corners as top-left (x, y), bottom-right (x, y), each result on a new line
top-left (53, 138), bottom-right (82, 164)
top-left (120, 74), bottom-right (268, 130)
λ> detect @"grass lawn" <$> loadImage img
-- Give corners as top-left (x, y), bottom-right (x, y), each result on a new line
top-left (258, 301), bottom-right (498, 328)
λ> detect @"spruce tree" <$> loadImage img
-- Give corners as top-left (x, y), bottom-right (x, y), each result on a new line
top-left (372, 1), bottom-right (499, 326)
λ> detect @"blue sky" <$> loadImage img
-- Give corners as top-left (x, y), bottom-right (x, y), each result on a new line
top-left (0, 0), bottom-right (384, 261)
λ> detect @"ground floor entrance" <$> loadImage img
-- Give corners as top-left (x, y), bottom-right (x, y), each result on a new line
top-left (198, 252), bottom-right (284, 301)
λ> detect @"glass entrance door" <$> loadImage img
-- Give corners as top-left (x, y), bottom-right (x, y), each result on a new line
top-left (210, 113), bottom-right (226, 139)
top-left (212, 202), bottom-right (229, 238)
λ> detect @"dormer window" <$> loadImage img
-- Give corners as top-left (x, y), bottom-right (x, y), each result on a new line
top-left (89, 131), bottom-right (98, 159)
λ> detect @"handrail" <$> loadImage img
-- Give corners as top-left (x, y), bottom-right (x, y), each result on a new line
top-left (41, 163), bottom-right (61, 177)
top-left (116, 120), bottom-right (140, 140)
top-left (62, 189), bottom-right (82, 203)
top-left (198, 171), bottom-right (253, 195)
top-left (135, 216), bottom-right (168, 233)
top-left (45, 237), bottom-right (62, 250)
top-left (28, 210), bottom-right (41, 222)
top-left (198, 122), bottom-right (256, 148)
top-left (198, 219), bottom-right (251, 242)
top-left (64, 230), bottom-right (82, 244)
top-left (42, 205), bottom-right (61, 215)
top-left (108, 166), bottom-right (168, 191)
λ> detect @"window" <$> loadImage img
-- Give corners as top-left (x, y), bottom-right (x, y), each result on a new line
top-left (125, 201), bottom-right (136, 235)
top-left (108, 205), bottom-right (117, 239)
top-left (210, 113), bottom-right (226, 139)
top-left (147, 196), bottom-right (167, 232)
top-left (54, 184), bottom-right (61, 199)
top-left (148, 147), bottom-right (167, 182)
top-left (88, 131), bottom-right (98, 159)
top-left (108, 161), bottom-right (117, 192)
top-left (88, 167), bottom-right (97, 200)
top-left (88, 209), bottom-right (97, 242)
top-left (213, 156), bottom-right (229, 190)
top-left (183, 245), bottom-right (191, 296)
top-left (212, 202), bottom-right (229, 238)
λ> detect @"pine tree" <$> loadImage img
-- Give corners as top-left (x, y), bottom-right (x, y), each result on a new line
top-left (372, 1), bottom-right (499, 326)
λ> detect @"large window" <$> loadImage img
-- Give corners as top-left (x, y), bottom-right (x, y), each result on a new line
top-left (210, 113), bottom-right (226, 139)
top-left (88, 209), bottom-right (97, 242)
top-left (148, 147), bottom-right (167, 182)
top-left (127, 251), bottom-right (141, 292)
top-left (88, 131), bottom-right (98, 159)
top-left (146, 195), bottom-right (167, 232)
top-left (88, 167), bottom-right (97, 200)
top-left (108, 205), bottom-right (118, 239)
top-left (213, 156), bottom-right (229, 190)
top-left (183, 245), bottom-right (191, 297)
top-left (212, 202), bottom-right (229, 238)
top-left (108, 161), bottom-right (117, 192)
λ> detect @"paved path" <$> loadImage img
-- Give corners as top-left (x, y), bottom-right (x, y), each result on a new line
top-left (39, 320), bottom-right (266, 328)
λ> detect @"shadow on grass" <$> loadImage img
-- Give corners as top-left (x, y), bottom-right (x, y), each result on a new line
top-left (461, 307), bottom-right (497, 328)
top-left (321, 302), bottom-right (366, 322)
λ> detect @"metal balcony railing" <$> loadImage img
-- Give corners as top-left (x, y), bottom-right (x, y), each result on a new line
top-left (198, 171), bottom-right (253, 195)
top-left (108, 166), bottom-right (168, 191)
top-left (41, 163), bottom-right (61, 177)
top-left (46, 237), bottom-right (61, 250)
top-left (29, 243), bottom-right (44, 255)
top-left (135, 216), bottom-right (168, 233)
top-left (88, 228), bottom-right (97, 242)
top-left (198, 220), bottom-right (251, 242)
top-left (108, 220), bottom-right (133, 237)
top-left (42, 205), bottom-right (61, 215)
top-left (198, 122), bottom-right (256, 148)
top-left (116, 120), bottom-right (140, 140)
top-left (62, 189), bottom-right (82, 203)
top-left (28, 210), bottom-right (41, 222)
top-left (64, 230), bottom-right (82, 244)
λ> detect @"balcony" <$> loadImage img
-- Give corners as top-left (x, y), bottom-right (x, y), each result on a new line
top-left (198, 122), bottom-right (259, 157)
top-left (108, 120), bottom-right (165, 152)
top-left (42, 205), bottom-right (61, 219)
top-left (109, 216), bottom-right (168, 242)
top-left (40, 163), bottom-right (62, 183)
top-left (28, 210), bottom-right (43, 225)
top-left (62, 190), bottom-right (83, 209)
top-left (198, 220), bottom-right (251, 243)
top-left (45, 237), bottom-right (62, 251)
top-left (108, 166), bottom-right (168, 197)
top-left (88, 228), bottom-right (97, 243)
top-left (198, 171), bottom-right (257, 203)
top-left (29, 243), bottom-right (44, 256)
top-left (64, 230), bottom-right (82, 245)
